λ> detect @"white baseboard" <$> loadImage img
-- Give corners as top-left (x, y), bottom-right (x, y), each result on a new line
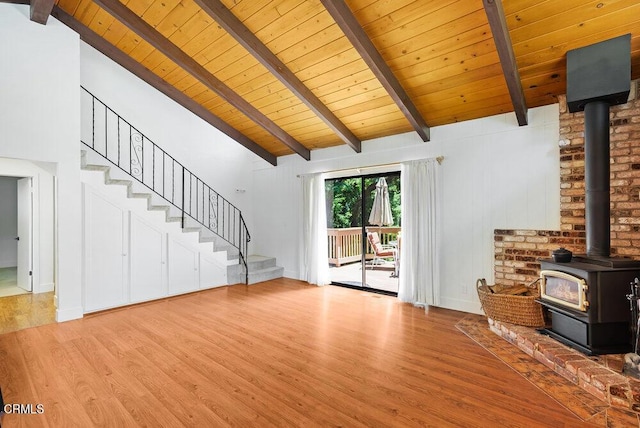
top-left (284, 270), bottom-right (300, 280)
top-left (33, 282), bottom-right (54, 294)
top-left (0, 260), bottom-right (17, 268)
top-left (437, 296), bottom-right (484, 315)
top-left (55, 306), bottom-right (84, 322)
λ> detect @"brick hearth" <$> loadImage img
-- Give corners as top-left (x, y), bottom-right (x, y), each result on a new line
top-left (457, 315), bottom-right (640, 426)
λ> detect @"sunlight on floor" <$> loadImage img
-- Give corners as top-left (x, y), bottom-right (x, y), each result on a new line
top-left (0, 267), bottom-right (28, 298)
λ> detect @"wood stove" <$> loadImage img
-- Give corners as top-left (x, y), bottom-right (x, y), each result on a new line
top-left (537, 34), bottom-right (640, 355)
top-left (539, 257), bottom-right (640, 355)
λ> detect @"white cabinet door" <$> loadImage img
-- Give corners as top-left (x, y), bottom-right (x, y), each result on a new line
top-left (168, 238), bottom-right (198, 295)
top-left (84, 186), bottom-right (127, 312)
top-left (129, 213), bottom-right (166, 303)
top-left (199, 252), bottom-right (227, 289)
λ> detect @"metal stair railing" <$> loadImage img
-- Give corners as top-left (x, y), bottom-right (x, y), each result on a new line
top-left (80, 87), bottom-right (249, 283)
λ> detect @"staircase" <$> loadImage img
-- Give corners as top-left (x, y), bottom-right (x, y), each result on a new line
top-left (80, 86), bottom-right (283, 285)
top-left (228, 255), bottom-right (285, 285)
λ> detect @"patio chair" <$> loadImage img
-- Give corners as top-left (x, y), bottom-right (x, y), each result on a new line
top-left (367, 232), bottom-right (396, 270)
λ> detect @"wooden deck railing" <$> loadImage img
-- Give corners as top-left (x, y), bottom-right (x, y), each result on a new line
top-left (327, 227), bottom-right (401, 266)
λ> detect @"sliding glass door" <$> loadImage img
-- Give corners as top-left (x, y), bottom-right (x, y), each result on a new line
top-left (325, 172), bottom-right (400, 294)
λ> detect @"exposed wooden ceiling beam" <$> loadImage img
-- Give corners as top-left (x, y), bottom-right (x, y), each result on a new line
top-left (94, 0), bottom-right (310, 160)
top-left (51, 6), bottom-right (277, 166)
top-left (30, 0), bottom-right (54, 25)
top-left (321, 0), bottom-right (430, 142)
top-left (483, 0), bottom-right (528, 126)
top-left (194, 0), bottom-right (361, 153)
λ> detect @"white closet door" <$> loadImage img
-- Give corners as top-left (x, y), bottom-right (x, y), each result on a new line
top-left (84, 186), bottom-right (127, 312)
top-left (129, 213), bottom-right (166, 302)
top-left (168, 238), bottom-right (198, 295)
top-left (199, 252), bottom-right (227, 289)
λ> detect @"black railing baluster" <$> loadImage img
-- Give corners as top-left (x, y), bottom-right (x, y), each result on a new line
top-left (129, 125), bottom-right (132, 175)
top-left (117, 118), bottom-right (121, 166)
top-left (81, 86), bottom-right (249, 283)
top-left (92, 97), bottom-right (95, 149)
top-left (181, 167), bottom-right (185, 229)
top-left (141, 136), bottom-right (144, 185)
top-left (105, 105), bottom-right (108, 160)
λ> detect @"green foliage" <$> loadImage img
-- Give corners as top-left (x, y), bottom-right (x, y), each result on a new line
top-left (325, 174), bottom-right (401, 229)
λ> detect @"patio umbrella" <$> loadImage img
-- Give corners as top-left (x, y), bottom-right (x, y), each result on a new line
top-left (368, 177), bottom-right (393, 228)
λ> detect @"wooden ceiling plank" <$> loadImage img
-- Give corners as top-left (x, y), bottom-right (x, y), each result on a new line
top-left (223, 0), bottom-right (273, 18)
top-left (252, 0), bottom-right (322, 44)
top-left (515, 20), bottom-right (640, 70)
top-left (51, 5), bottom-right (277, 166)
top-left (120, 0), bottom-right (153, 16)
top-left (377, 14), bottom-right (492, 66)
top-left (170, 10), bottom-right (215, 49)
top-left (396, 49), bottom-right (500, 90)
top-left (411, 62), bottom-right (504, 98)
top-left (266, 10), bottom-right (333, 57)
top-left (483, 0), bottom-right (528, 126)
top-left (101, 17), bottom-right (130, 46)
top-left (114, 30), bottom-right (146, 55)
top-left (288, 37), bottom-right (358, 76)
top-left (140, 0), bottom-right (181, 28)
top-left (357, 0), bottom-right (459, 39)
top-left (240, 0), bottom-right (308, 36)
top-left (512, 5), bottom-right (640, 60)
top-left (93, 0), bottom-right (310, 160)
top-left (391, 37), bottom-right (495, 80)
top-left (86, 7), bottom-right (116, 36)
top-left (365, 5), bottom-right (487, 56)
top-left (321, 0), bottom-right (430, 141)
top-left (57, 0), bottom-right (82, 14)
top-left (155, 1), bottom-right (201, 39)
top-left (136, 47), bottom-right (168, 70)
top-left (507, 0), bottom-right (632, 45)
top-left (30, 0), bottom-right (55, 24)
top-left (73, 0), bottom-right (99, 22)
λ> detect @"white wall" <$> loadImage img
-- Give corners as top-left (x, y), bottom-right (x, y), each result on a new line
top-left (79, 42), bottom-right (271, 237)
top-left (0, 177), bottom-right (18, 268)
top-left (0, 4), bottom-right (82, 320)
top-left (251, 105), bottom-right (561, 314)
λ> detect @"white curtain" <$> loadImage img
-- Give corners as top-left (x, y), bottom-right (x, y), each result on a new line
top-left (398, 159), bottom-right (440, 306)
top-left (301, 173), bottom-right (331, 285)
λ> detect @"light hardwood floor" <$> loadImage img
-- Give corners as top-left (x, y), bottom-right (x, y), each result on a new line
top-left (0, 278), bottom-right (594, 427)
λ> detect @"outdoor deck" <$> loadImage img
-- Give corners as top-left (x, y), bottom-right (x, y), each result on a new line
top-left (327, 226), bottom-right (400, 293)
top-left (329, 260), bottom-right (399, 294)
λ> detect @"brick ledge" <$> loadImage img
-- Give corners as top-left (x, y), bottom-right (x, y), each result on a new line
top-left (488, 318), bottom-right (640, 412)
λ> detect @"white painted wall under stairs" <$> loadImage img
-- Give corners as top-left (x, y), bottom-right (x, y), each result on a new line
top-left (80, 149), bottom-right (283, 313)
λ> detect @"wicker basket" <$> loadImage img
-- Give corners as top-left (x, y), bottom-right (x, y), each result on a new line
top-left (476, 278), bottom-right (545, 327)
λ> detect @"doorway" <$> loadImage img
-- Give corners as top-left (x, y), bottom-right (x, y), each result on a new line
top-left (0, 176), bottom-right (32, 297)
top-left (326, 172), bottom-right (401, 294)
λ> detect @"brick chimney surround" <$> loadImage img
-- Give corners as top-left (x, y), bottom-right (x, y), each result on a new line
top-left (494, 83), bottom-right (640, 287)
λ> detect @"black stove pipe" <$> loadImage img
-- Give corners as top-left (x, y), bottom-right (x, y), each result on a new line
top-left (584, 101), bottom-right (611, 257)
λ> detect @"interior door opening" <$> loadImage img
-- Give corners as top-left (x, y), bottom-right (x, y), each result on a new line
top-left (326, 172), bottom-right (401, 295)
top-left (0, 176), bottom-right (31, 297)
